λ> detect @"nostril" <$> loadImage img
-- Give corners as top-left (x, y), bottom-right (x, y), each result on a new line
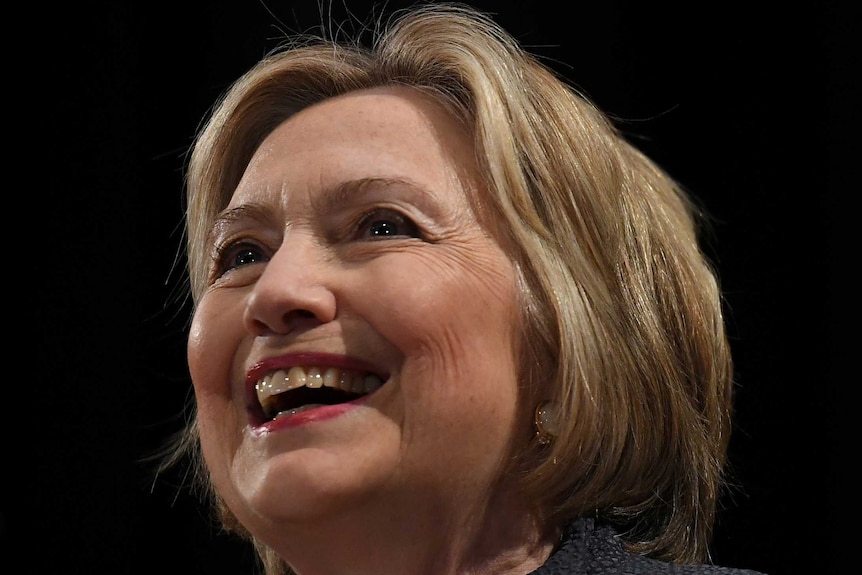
top-left (290, 309), bottom-right (317, 320)
top-left (246, 317), bottom-right (272, 336)
top-left (278, 308), bottom-right (320, 329)
top-left (246, 309), bottom-right (323, 336)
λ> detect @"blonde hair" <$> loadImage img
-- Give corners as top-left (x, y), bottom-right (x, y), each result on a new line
top-left (173, 3), bottom-right (734, 572)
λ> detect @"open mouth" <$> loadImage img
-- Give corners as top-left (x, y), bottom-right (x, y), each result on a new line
top-left (254, 366), bottom-right (385, 422)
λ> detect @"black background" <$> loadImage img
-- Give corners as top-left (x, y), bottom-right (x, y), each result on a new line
top-left (20, 0), bottom-right (846, 573)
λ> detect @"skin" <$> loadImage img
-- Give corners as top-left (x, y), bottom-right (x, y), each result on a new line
top-left (187, 87), bottom-right (554, 574)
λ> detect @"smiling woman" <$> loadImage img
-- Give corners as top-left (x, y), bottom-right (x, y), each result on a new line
top-left (159, 3), bottom-right (767, 574)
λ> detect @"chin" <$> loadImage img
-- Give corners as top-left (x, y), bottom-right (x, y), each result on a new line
top-left (229, 443), bottom-right (391, 526)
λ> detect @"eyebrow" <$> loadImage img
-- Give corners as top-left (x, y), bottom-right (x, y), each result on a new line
top-left (206, 176), bottom-right (438, 246)
top-left (314, 176), bottom-right (436, 214)
top-left (207, 203), bottom-right (274, 247)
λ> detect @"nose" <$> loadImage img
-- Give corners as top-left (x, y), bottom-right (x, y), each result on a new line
top-left (242, 237), bottom-right (337, 336)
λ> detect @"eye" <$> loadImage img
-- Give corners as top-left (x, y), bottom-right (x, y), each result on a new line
top-left (212, 240), bottom-right (269, 277)
top-left (356, 208), bottom-right (421, 240)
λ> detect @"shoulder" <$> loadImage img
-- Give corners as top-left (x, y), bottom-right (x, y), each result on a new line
top-left (530, 518), bottom-right (767, 575)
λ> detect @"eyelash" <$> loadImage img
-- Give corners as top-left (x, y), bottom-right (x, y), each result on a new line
top-left (209, 208), bottom-right (423, 279)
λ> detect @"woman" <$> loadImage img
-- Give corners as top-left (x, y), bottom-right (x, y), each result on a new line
top-left (163, 3), bottom-right (765, 574)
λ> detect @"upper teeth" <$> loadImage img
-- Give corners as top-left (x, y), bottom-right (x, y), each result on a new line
top-left (255, 366), bottom-right (384, 404)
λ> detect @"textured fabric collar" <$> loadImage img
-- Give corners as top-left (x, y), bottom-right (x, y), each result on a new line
top-left (527, 517), bottom-right (766, 575)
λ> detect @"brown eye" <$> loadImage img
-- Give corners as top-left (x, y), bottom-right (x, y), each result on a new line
top-left (357, 209), bottom-right (421, 240)
top-left (368, 220), bottom-right (399, 237)
top-left (214, 241), bottom-right (269, 277)
top-left (232, 247), bottom-right (265, 267)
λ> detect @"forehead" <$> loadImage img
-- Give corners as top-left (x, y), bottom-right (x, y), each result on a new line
top-left (228, 86), bottom-right (479, 210)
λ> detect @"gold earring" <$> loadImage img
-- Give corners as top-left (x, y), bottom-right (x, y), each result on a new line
top-left (534, 401), bottom-right (558, 446)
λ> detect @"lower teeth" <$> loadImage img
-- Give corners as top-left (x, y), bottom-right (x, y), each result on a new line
top-left (273, 404), bottom-right (326, 419)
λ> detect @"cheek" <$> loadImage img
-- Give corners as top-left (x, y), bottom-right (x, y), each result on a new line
top-left (360, 247), bottom-right (521, 407)
top-left (370, 248), bottom-right (518, 357)
top-left (187, 299), bottom-right (243, 459)
top-left (187, 297), bottom-right (242, 397)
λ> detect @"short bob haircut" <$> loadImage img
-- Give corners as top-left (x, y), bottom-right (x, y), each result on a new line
top-left (170, 3), bottom-right (734, 572)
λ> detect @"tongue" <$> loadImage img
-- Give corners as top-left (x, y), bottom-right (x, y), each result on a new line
top-left (264, 386), bottom-right (365, 420)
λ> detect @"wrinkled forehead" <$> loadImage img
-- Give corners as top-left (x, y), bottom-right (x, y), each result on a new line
top-left (223, 86), bottom-right (498, 222)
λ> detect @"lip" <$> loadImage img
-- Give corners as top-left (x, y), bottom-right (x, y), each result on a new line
top-left (245, 351), bottom-right (388, 431)
top-left (250, 396), bottom-right (370, 435)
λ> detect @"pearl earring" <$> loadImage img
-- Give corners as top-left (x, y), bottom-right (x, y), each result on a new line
top-left (534, 401), bottom-right (559, 446)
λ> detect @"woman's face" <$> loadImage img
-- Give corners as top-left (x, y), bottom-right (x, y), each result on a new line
top-left (188, 87), bottom-right (525, 539)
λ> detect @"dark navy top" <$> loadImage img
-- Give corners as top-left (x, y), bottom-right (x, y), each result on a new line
top-left (528, 518), bottom-right (766, 575)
